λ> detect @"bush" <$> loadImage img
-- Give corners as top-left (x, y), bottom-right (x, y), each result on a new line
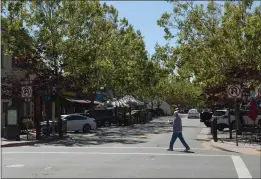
top-left (22, 118), bottom-right (35, 130)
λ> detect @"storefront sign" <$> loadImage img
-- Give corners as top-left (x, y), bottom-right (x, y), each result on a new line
top-left (7, 108), bottom-right (18, 125)
top-left (96, 92), bottom-right (103, 102)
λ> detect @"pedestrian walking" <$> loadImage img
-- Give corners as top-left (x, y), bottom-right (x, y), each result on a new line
top-left (167, 110), bottom-right (190, 151)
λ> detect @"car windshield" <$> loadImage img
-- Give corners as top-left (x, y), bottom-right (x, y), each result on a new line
top-left (213, 111), bottom-right (226, 116)
top-left (189, 109), bottom-right (197, 113)
top-left (203, 109), bottom-right (211, 112)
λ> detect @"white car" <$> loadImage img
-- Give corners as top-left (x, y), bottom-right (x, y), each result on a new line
top-left (188, 109), bottom-right (200, 119)
top-left (61, 114), bottom-right (97, 133)
top-left (212, 109), bottom-right (261, 131)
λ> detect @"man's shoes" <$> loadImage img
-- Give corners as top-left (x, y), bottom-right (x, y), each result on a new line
top-left (184, 148), bottom-right (190, 152)
top-left (166, 148), bottom-right (173, 151)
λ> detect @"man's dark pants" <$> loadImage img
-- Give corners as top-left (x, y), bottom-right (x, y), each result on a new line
top-left (169, 132), bottom-right (190, 150)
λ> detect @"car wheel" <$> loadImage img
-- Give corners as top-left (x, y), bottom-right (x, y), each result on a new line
top-left (82, 124), bottom-right (91, 133)
top-left (218, 127), bottom-right (224, 131)
top-left (103, 120), bottom-right (111, 127)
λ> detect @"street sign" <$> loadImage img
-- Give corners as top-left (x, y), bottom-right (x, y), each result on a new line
top-left (227, 85), bottom-right (242, 98)
top-left (44, 95), bottom-right (51, 101)
top-left (21, 86), bottom-right (32, 98)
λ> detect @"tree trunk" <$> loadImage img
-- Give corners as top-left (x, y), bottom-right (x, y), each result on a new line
top-left (157, 99), bottom-right (161, 108)
top-left (129, 107), bottom-right (132, 125)
top-left (90, 89), bottom-right (96, 112)
top-left (123, 107), bottom-right (126, 125)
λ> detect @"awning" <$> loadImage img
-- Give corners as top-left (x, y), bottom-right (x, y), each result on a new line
top-left (64, 98), bottom-right (102, 105)
top-left (65, 98), bottom-right (91, 104)
top-left (105, 95), bottom-right (144, 108)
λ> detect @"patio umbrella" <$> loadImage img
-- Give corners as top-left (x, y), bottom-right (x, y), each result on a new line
top-left (248, 98), bottom-right (257, 123)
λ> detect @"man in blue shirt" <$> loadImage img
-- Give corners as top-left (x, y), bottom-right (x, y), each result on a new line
top-left (167, 110), bottom-right (190, 151)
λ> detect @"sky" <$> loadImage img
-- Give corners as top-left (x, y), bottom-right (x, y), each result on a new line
top-left (105, 1), bottom-right (173, 56)
top-left (105, 1), bottom-right (215, 56)
top-left (105, 0), bottom-right (260, 56)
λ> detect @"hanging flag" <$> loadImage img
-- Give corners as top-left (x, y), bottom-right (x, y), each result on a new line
top-left (248, 99), bottom-right (257, 121)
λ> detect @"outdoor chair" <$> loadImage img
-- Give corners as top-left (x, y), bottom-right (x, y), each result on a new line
top-left (241, 126), bottom-right (256, 144)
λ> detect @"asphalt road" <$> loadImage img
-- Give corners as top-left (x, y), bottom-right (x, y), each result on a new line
top-left (2, 115), bottom-right (261, 178)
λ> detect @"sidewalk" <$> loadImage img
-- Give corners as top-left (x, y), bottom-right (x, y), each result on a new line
top-left (198, 127), bottom-right (261, 155)
top-left (1, 134), bottom-right (69, 147)
top-left (210, 139), bottom-right (261, 155)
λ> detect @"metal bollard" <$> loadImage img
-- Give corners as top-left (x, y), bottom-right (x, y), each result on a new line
top-left (213, 118), bottom-right (218, 142)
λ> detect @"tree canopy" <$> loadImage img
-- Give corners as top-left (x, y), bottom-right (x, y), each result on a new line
top-left (157, 0), bottom-right (261, 105)
top-left (1, 1), bottom-right (167, 103)
top-left (2, 0), bottom-right (260, 107)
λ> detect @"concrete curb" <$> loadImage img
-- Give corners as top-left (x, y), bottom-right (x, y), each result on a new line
top-left (210, 140), bottom-right (261, 155)
top-left (1, 136), bottom-right (69, 148)
top-left (210, 140), bottom-right (240, 154)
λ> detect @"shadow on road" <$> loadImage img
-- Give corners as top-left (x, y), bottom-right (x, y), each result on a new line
top-left (38, 119), bottom-right (173, 147)
top-left (177, 150), bottom-right (195, 153)
top-left (183, 126), bottom-right (203, 129)
top-left (40, 135), bottom-right (147, 147)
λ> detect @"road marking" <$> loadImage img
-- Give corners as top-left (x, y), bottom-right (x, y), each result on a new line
top-left (6, 164), bottom-right (24, 168)
top-left (22, 146), bottom-right (210, 150)
top-left (231, 155), bottom-right (252, 178)
top-left (2, 151), bottom-right (231, 157)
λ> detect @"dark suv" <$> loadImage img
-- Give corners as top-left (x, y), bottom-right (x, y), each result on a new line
top-left (80, 109), bottom-right (114, 127)
top-left (200, 109), bottom-right (213, 127)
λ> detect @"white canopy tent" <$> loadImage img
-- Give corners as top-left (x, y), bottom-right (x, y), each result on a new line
top-left (104, 95), bottom-right (144, 108)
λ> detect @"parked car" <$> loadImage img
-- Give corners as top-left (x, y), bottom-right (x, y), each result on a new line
top-left (145, 108), bottom-right (158, 118)
top-left (61, 114), bottom-right (97, 133)
top-left (82, 109), bottom-right (115, 127)
top-left (211, 109), bottom-right (261, 131)
top-left (156, 108), bottom-right (165, 116)
top-left (187, 109), bottom-right (200, 118)
top-left (200, 109), bottom-right (213, 126)
top-left (211, 109), bottom-right (231, 131)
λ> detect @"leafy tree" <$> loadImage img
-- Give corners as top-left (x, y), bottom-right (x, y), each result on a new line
top-left (157, 0), bottom-right (261, 105)
top-left (61, 1), bottom-right (150, 104)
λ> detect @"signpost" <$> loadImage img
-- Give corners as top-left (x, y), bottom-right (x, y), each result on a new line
top-left (21, 86), bottom-right (32, 98)
top-left (227, 85), bottom-right (242, 99)
top-left (21, 84), bottom-right (33, 140)
top-left (44, 95), bottom-right (51, 101)
top-left (227, 84), bottom-right (242, 146)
